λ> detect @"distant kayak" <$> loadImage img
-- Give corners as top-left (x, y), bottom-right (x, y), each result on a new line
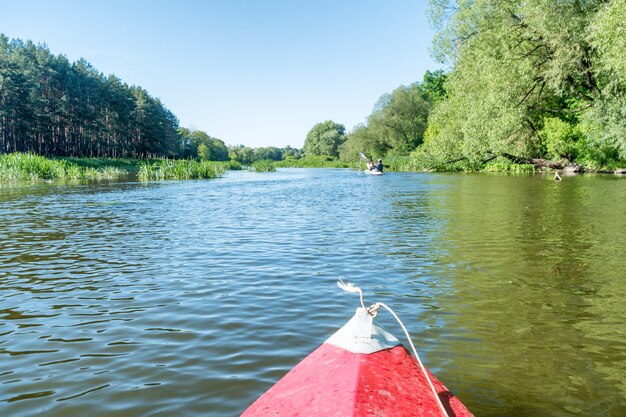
top-left (241, 285), bottom-right (473, 417)
top-left (365, 169), bottom-right (383, 175)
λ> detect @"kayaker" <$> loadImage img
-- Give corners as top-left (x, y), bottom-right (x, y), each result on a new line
top-left (366, 159), bottom-right (374, 170)
top-left (374, 159), bottom-right (384, 172)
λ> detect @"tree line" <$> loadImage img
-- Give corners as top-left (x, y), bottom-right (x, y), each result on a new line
top-left (302, 70), bottom-right (446, 162)
top-left (7, 2), bottom-right (625, 173)
top-left (0, 34), bottom-right (308, 165)
top-left (0, 35), bottom-right (182, 158)
top-left (305, 1), bottom-right (625, 171)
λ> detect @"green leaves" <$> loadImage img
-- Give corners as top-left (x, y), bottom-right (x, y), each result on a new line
top-left (339, 72), bottom-right (444, 161)
top-left (303, 120), bottom-right (346, 158)
top-left (421, 0), bottom-right (626, 171)
top-left (540, 117), bottom-right (584, 161)
top-left (179, 128), bottom-right (229, 161)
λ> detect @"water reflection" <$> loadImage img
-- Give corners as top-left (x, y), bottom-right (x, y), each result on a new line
top-left (417, 174), bottom-right (626, 416)
top-left (0, 170), bottom-right (624, 416)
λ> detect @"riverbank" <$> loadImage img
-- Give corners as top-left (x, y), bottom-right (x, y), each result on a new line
top-left (0, 153), bottom-right (128, 181)
top-left (0, 153), bottom-right (241, 182)
top-left (1, 153), bottom-right (623, 182)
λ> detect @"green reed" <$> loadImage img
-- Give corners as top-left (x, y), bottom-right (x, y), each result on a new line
top-left (0, 152), bottom-right (127, 181)
top-left (137, 159), bottom-right (226, 181)
top-left (250, 159), bottom-right (277, 172)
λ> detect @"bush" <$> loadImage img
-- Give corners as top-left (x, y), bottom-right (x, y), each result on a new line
top-left (540, 117), bottom-right (585, 161)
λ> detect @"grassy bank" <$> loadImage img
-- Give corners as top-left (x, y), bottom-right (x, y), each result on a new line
top-left (0, 153), bottom-right (241, 182)
top-left (58, 156), bottom-right (144, 172)
top-left (0, 153), bottom-right (126, 181)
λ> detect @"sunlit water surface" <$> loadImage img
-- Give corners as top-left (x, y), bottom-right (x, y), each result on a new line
top-left (1, 169), bottom-right (624, 416)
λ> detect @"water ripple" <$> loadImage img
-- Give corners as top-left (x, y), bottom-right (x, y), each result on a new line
top-left (0, 171), bottom-right (624, 416)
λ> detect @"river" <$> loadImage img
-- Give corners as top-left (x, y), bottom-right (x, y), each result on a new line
top-left (1, 168), bottom-right (624, 416)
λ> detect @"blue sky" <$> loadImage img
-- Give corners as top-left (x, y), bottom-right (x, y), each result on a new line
top-left (1, 0), bottom-right (440, 148)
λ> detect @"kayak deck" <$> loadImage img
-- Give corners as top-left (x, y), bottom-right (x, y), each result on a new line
top-left (241, 307), bottom-right (473, 417)
top-left (242, 343), bottom-right (471, 416)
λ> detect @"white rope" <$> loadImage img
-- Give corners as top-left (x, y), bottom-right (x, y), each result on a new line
top-left (337, 278), bottom-right (366, 311)
top-left (337, 280), bottom-right (450, 417)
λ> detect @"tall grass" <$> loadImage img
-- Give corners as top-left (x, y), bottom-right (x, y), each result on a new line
top-left (59, 157), bottom-right (141, 172)
top-left (137, 159), bottom-right (226, 180)
top-left (217, 160), bottom-right (243, 171)
top-left (250, 159), bottom-right (277, 172)
top-left (0, 152), bottom-right (126, 181)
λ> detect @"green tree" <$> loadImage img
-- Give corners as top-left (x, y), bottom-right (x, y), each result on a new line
top-left (540, 117), bottom-right (585, 162)
top-left (178, 128), bottom-right (228, 161)
top-left (303, 120), bottom-right (346, 157)
top-left (340, 77), bottom-right (435, 161)
top-left (281, 145), bottom-right (302, 159)
top-left (0, 34), bottom-right (182, 158)
top-left (229, 145), bottom-right (255, 165)
top-left (197, 143), bottom-right (209, 160)
top-left (422, 0), bottom-right (626, 169)
top-left (339, 123), bottom-right (379, 161)
top-left (420, 69), bottom-right (447, 102)
top-left (368, 84), bottom-right (430, 154)
top-left (254, 146), bottom-right (282, 161)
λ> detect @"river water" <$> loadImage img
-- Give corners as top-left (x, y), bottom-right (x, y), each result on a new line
top-left (0, 168), bottom-right (624, 416)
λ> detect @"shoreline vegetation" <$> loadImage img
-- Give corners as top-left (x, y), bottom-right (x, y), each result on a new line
top-left (2, 4), bottom-right (625, 180)
top-left (0, 153), bottom-right (239, 182)
top-left (1, 152), bottom-right (624, 184)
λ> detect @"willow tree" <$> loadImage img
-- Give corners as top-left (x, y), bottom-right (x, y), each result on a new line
top-left (303, 120), bottom-right (346, 158)
top-left (340, 71), bottom-right (444, 161)
top-left (422, 0), bottom-right (626, 169)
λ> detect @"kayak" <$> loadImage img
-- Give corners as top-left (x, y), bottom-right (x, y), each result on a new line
top-left (241, 306), bottom-right (473, 417)
top-left (365, 169), bottom-right (383, 175)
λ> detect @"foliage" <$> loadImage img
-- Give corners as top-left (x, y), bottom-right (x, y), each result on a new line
top-left (228, 145), bottom-right (300, 165)
top-left (229, 145), bottom-right (256, 165)
top-left (0, 35), bottom-right (180, 158)
top-left (540, 118), bottom-right (585, 161)
top-left (137, 159), bottom-right (226, 181)
top-left (482, 159), bottom-right (538, 173)
top-left (58, 157), bottom-right (142, 172)
top-left (178, 128), bottom-right (229, 161)
top-left (420, 69), bottom-right (447, 102)
top-left (219, 160), bottom-right (243, 170)
top-left (254, 146), bottom-right (283, 161)
top-left (588, 0), bottom-right (626, 82)
top-left (376, 156), bottom-right (422, 172)
top-left (281, 146), bottom-right (303, 160)
top-left (0, 152), bottom-right (126, 181)
top-left (340, 70), bottom-right (446, 161)
top-left (339, 124), bottom-right (378, 161)
top-left (368, 84), bottom-right (430, 154)
top-left (303, 120), bottom-right (346, 157)
top-left (421, 0), bottom-right (626, 171)
top-left (250, 159), bottom-right (276, 172)
top-left (275, 155), bottom-right (351, 168)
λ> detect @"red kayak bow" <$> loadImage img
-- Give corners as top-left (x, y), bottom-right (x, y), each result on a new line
top-left (241, 305), bottom-right (473, 417)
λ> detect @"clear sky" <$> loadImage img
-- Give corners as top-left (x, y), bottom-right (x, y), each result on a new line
top-left (0, 0), bottom-right (440, 149)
